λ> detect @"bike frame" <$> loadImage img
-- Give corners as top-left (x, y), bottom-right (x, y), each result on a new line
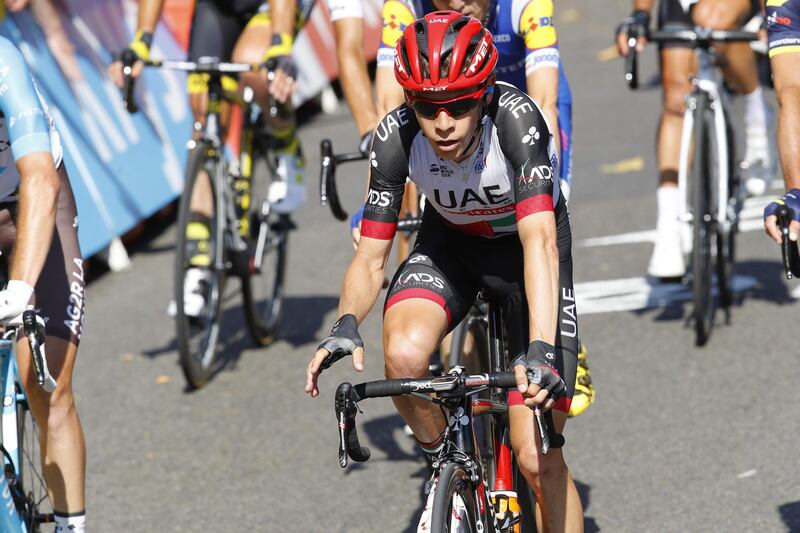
top-left (677, 44), bottom-right (735, 237)
top-left (0, 334), bottom-right (30, 532)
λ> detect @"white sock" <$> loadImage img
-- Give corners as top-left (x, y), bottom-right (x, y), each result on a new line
top-left (54, 511), bottom-right (85, 533)
top-left (743, 86), bottom-right (769, 135)
top-left (656, 186), bottom-right (680, 230)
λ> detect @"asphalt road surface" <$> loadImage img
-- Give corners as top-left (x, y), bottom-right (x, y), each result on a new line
top-left (74, 1), bottom-right (800, 531)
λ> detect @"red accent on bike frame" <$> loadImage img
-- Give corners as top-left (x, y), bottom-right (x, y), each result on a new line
top-left (384, 288), bottom-right (452, 326)
top-left (515, 194), bottom-right (554, 221)
top-left (361, 219), bottom-right (397, 240)
top-left (495, 440), bottom-right (513, 491)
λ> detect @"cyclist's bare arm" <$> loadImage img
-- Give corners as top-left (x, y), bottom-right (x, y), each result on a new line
top-left (334, 18), bottom-right (378, 136)
top-left (518, 211), bottom-right (559, 347)
top-left (528, 67), bottom-right (561, 156)
top-left (305, 236), bottom-right (393, 397)
top-left (11, 153), bottom-right (60, 286)
top-left (376, 66), bottom-right (405, 120)
top-left (108, 0), bottom-right (164, 86)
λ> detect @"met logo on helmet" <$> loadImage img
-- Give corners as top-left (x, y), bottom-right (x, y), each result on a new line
top-left (467, 35), bottom-right (491, 75)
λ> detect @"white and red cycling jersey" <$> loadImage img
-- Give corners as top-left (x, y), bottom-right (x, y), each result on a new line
top-left (362, 82), bottom-right (561, 240)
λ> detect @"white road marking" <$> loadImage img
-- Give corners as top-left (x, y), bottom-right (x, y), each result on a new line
top-left (577, 191), bottom-right (781, 249)
top-left (575, 275), bottom-right (760, 315)
top-left (736, 469), bottom-right (757, 479)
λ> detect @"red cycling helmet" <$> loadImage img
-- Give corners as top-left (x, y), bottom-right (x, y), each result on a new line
top-left (394, 11), bottom-right (498, 93)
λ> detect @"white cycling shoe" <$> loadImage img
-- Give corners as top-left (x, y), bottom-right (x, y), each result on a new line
top-left (741, 127), bottom-right (774, 198)
top-left (648, 227), bottom-right (685, 279)
top-left (167, 267), bottom-right (209, 318)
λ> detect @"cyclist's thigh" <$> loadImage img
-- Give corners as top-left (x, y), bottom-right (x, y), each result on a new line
top-left (384, 214), bottom-right (477, 338)
top-left (29, 165), bottom-right (85, 348)
top-left (233, 6), bottom-right (272, 62)
top-left (693, 0), bottom-right (756, 29)
top-left (660, 47), bottom-right (696, 114)
top-left (187, 0), bottom-right (246, 115)
top-left (328, 0), bottom-right (364, 22)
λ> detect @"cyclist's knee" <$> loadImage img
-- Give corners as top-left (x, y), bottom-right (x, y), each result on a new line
top-left (385, 327), bottom-right (436, 379)
top-left (45, 390), bottom-right (76, 432)
top-left (663, 80), bottom-right (691, 117)
top-left (515, 443), bottom-right (567, 488)
top-left (692, 0), bottom-right (742, 30)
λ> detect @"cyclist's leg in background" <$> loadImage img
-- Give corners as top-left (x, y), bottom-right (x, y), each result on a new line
top-left (474, 206), bottom-right (581, 530)
top-left (383, 215), bottom-right (476, 454)
top-left (397, 182), bottom-right (420, 264)
top-left (181, 0), bottom-right (245, 283)
top-left (329, 0), bottom-right (378, 138)
top-left (693, 0), bottom-right (773, 196)
top-left (235, 4), bottom-right (306, 214)
top-left (768, 0), bottom-right (800, 201)
top-left (649, 0), bottom-right (696, 278)
top-left (10, 165), bottom-right (86, 520)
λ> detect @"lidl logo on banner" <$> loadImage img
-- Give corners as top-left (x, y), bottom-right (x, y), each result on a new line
top-left (382, 1), bottom-right (414, 47)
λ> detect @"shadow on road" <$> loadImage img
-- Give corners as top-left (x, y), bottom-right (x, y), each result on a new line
top-left (138, 291), bottom-right (339, 390)
top-left (778, 501), bottom-right (800, 531)
top-left (576, 479), bottom-right (600, 532)
top-left (638, 260), bottom-right (795, 327)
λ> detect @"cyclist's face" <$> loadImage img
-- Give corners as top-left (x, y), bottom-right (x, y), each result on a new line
top-left (432, 0), bottom-right (490, 20)
top-left (413, 90), bottom-right (483, 161)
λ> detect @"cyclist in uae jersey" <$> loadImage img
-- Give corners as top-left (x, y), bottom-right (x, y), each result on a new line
top-left (376, 0), bottom-right (574, 197)
top-left (307, 12), bottom-right (583, 529)
top-left (372, 0), bottom-right (594, 418)
top-left (0, 37), bottom-right (87, 533)
top-left (763, 0), bottom-right (800, 242)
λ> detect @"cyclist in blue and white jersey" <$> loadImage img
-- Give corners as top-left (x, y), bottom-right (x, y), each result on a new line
top-left (0, 37), bottom-right (86, 533)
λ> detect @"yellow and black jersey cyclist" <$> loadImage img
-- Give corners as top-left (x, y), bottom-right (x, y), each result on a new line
top-left (110, 0), bottom-right (307, 317)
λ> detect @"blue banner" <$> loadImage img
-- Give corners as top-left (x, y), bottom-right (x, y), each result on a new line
top-left (1, 0), bottom-right (191, 258)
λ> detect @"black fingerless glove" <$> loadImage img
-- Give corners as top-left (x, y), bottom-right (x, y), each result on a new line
top-left (318, 314), bottom-right (364, 370)
top-left (512, 340), bottom-right (566, 400)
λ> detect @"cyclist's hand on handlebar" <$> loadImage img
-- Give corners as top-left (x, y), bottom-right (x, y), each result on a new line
top-left (615, 10), bottom-right (650, 56)
top-left (764, 189), bottom-right (800, 244)
top-left (0, 281), bottom-right (33, 325)
top-left (512, 340), bottom-right (566, 411)
top-left (264, 33), bottom-right (297, 105)
top-left (306, 314), bottom-right (365, 397)
top-left (108, 31), bottom-right (151, 88)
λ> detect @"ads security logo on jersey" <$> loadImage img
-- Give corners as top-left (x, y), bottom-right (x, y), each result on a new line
top-left (429, 162), bottom-right (453, 177)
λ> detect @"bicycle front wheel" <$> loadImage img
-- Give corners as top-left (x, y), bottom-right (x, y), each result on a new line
top-left (241, 151), bottom-right (287, 346)
top-left (430, 462), bottom-right (483, 533)
top-left (690, 92), bottom-right (715, 346)
top-left (16, 392), bottom-right (50, 531)
top-left (175, 144), bottom-right (226, 389)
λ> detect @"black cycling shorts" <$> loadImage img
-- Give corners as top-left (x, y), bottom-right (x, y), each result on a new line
top-left (0, 165), bottom-right (84, 345)
top-left (187, 0), bottom-right (267, 64)
top-left (384, 202), bottom-right (579, 413)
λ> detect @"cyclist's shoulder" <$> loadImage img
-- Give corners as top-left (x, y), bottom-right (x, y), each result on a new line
top-left (0, 37), bottom-right (35, 111)
top-left (374, 104), bottom-right (420, 146)
top-left (380, 0), bottom-right (419, 48)
top-left (510, 0), bottom-right (557, 47)
top-left (488, 82), bottom-right (547, 125)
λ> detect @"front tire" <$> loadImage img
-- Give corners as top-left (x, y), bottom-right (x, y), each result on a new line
top-left (175, 144), bottom-right (226, 389)
top-left (430, 462), bottom-right (482, 533)
top-left (16, 393), bottom-right (49, 532)
top-left (690, 93), bottom-right (715, 346)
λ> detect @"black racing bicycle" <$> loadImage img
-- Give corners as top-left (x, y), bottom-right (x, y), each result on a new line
top-left (625, 27), bottom-right (757, 345)
top-left (332, 283), bottom-right (563, 532)
top-left (121, 52), bottom-right (288, 388)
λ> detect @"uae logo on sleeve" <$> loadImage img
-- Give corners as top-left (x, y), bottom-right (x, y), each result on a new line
top-left (522, 126), bottom-right (540, 146)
